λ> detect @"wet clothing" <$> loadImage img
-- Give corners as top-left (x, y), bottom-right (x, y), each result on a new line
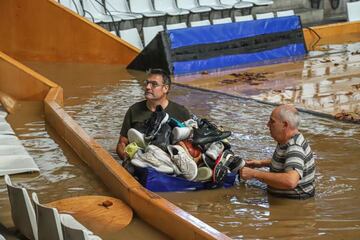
top-left (120, 100), bottom-right (190, 137)
top-left (268, 133), bottom-right (316, 199)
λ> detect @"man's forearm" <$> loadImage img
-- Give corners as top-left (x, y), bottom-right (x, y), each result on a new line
top-left (116, 136), bottom-right (129, 160)
top-left (253, 170), bottom-right (300, 190)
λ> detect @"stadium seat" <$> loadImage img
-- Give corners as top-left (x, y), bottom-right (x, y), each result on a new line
top-left (276, 10), bottom-right (295, 17)
top-left (255, 12), bottom-right (274, 19)
top-left (176, 0), bottom-right (212, 14)
top-left (32, 192), bottom-right (101, 240)
top-left (347, 1), bottom-right (360, 22)
top-left (104, 0), bottom-right (143, 20)
top-left (234, 14), bottom-right (254, 21)
top-left (58, 0), bottom-right (83, 15)
top-left (198, 0), bottom-right (233, 11)
top-left (119, 28), bottom-right (144, 50)
top-left (212, 17), bottom-right (232, 24)
top-left (5, 175), bottom-right (38, 240)
top-left (244, 0), bottom-right (273, 6)
top-left (81, 0), bottom-right (124, 23)
top-left (143, 25), bottom-right (164, 46)
top-left (166, 22), bottom-right (188, 30)
top-left (221, 0), bottom-right (253, 10)
top-left (129, 0), bottom-right (166, 18)
top-left (190, 19), bottom-right (211, 27)
top-left (61, 214), bottom-right (102, 240)
top-left (154, 0), bottom-right (190, 17)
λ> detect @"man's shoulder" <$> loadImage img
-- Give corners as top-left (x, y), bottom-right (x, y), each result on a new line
top-left (129, 100), bottom-right (147, 110)
top-left (288, 133), bottom-right (307, 146)
top-left (168, 100), bottom-right (187, 109)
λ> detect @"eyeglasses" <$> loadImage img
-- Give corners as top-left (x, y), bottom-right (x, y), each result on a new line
top-left (143, 80), bottom-right (166, 88)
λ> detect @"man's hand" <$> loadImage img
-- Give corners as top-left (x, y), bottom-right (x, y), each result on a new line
top-left (245, 159), bottom-right (271, 168)
top-left (239, 167), bottom-right (257, 180)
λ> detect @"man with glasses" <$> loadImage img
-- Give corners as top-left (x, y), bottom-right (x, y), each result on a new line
top-left (116, 69), bottom-right (190, 160)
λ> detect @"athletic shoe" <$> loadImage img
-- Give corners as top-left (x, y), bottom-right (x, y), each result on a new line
top-left (221, 138), bottom-right (231, 150)
top-left (146, 145), bottom-right (181, 175)
top-left (194, 167), bottom-right (212, 182)
top-left (133, 150), bottom-right (174, 174)
top-left (202, 153), bottom-right (216, 169)
top-left (127, 128), bottom-right (146, 148)
top-left (183, 119), bottom-right (198, 129)
top-left (124, 142), bottom-right (141, 159)
top-left (144, 105), bottom-right (169, 141)
top-left (177, 140), bottom-right (202, 163)
top-left (149, 123), bottom-right (172, 152)
top-left (192, 119), bottom-right (231, 145)
top-left (205, 141), bottom-right (225, 160)
top-left (168, 117), bottom-right (186, 128)
top-left (212, 150), bottom-right (235, 183)
top-left (171, 126), bottom-right (192, 144)
top-left (228, 155), bottom-right (245, 173)
top-left (167, 145), bottom-right (198, 180)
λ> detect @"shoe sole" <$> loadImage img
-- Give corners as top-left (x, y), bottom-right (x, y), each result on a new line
top-left (128, 128), bottom-right (146, 148)
top-left (194, 167), bottom-right (212, 182)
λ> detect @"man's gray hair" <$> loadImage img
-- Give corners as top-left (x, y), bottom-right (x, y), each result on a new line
top-left (278, 104), bottom-right (300, 129)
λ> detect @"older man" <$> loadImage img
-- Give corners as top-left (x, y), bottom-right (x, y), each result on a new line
top-left (116, 68), bottom-right (190, 160)
top-left (240, 104), bottom-right (315, 199)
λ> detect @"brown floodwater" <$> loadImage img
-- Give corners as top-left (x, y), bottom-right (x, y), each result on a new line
top-left (1, 40), bottom-right (360, 239)
top-left (0, 68), bottom-right (169, 239)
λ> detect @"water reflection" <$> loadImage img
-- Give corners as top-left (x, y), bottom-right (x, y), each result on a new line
top-left (65, 80), bottom-right (360, 239)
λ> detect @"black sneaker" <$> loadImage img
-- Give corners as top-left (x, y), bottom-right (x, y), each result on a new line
top-left (202, 153), bottom-right (216, 169)
top-left (144, 105), bottom-right (169, 141)
top-left (149, 123), bottom-right (172, 153)
top-left (212, 150), bottom-right (235, 183)
top-left (192, 119), bottom-right (231, 145)
top-left (228, 156), bottom-right (245, 173)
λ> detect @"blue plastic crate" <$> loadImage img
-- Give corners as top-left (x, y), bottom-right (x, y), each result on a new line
top-left (134, 166), bottom-right (237, 192)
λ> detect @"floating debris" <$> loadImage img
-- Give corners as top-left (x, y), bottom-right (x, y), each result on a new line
top-left (99, 200), bottom-right (113, 208)
top-left (221, 79), bottom-right (239, 84)
top-left (273, 89), bottom-right (283, 93)
top-left (201, 71), bottom-right (209, 75)
top-left (351, 50), bottom-right (360, 55)
top-left (220, 72), bottom-right (270, 85)
top-left (334, 111), bottom-right (360, 123)
top-left (351, 83), bottom-right (360, 90)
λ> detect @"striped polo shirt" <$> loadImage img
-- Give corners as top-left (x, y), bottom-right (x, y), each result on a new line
top-left (269, 133), bottom-right (316, 199)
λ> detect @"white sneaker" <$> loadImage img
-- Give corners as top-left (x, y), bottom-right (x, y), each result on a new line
top-left (127, 128), bottom-right (146, 148)
top-left (194, 167), bottom-right (212, 182)
top-left (132, 150), bottom-right (174, 174)
top-left (146, 145), bottom-right (181, 175)
top-left (171, 127), bottom-right (192, 144)
top-left (183, 119), bottom-right (198, 129)
top-left (205, 141), bottom-right (224, 160)
top-left (167, 145), bottom-right (197, 181)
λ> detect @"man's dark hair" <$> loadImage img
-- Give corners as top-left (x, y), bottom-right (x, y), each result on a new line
top-left (147, 68), bottom-right (171, 86)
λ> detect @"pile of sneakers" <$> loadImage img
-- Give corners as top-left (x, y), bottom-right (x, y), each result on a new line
top-left (124, 105), bottom-right (245, 183)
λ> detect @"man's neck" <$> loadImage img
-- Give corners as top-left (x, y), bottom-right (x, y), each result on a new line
top-left (278, 129), bottom-right (299, 145)
top-left (146, 98), bottom-right (169, 112)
